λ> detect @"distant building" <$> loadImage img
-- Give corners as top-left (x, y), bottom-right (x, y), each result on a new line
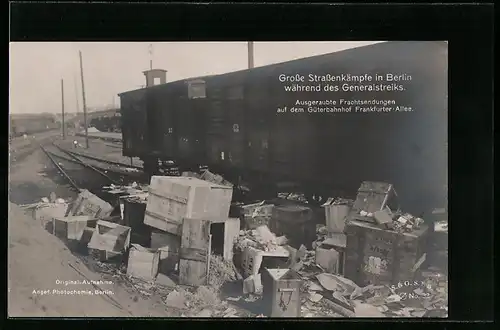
top-left (9, 113), bottom-right (59, 136)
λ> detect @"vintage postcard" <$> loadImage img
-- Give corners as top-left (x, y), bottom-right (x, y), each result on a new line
top-left (9, 41), bottom-right (448, 318)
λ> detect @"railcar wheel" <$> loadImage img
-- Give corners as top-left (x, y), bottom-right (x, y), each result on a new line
top-left (142, 157), bottom-right (159, 179)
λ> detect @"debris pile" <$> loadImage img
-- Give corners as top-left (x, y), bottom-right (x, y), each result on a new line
top-left (235, 225), bottom-right (289, 252)
top-left (297, 270), bottom-right (448, 317)
top-left (103, 182), bottom-right (148, 196)
top-left (277, 192), bottom-right (308, 203)
top-left (164, 285), bottom-right (244, 317)
top-left (24, 193), bottom-right (70, 230)
top-left (208, 255), bottom-right (240, 291)
top-left (25, 179), bottom-right (447, 317)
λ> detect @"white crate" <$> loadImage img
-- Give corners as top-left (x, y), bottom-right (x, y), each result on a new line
top-left (144, 176), bottom-right (233, 235)
top-left (241, 246), bottom-right (290, 278)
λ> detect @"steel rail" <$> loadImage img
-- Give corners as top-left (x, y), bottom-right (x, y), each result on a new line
top-left (39, 145), bottom-right (81, 192)
top-left (51, 142), bottom-right (120, 185)
top-left (57, 146), bottom-right (143, 170)
top-left (45, 149), bottom-right (142, 180)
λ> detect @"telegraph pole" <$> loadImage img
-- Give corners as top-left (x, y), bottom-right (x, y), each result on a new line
top-left (61, 79), bottom-right (66, 139)
top-left (248, 42), bottom-right (254, 69)
top-left (149, 44), bottom-right (153, 70)
top-left (74, 74), bottom-right (80, 114)
top-left (79, 51), bottom-right (89, 149)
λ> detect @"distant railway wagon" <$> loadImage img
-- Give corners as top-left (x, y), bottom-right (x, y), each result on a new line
top-left (119, 41), bottom-right (448, 215)
top-left (9, 113), bottom-right (60, 137)
top-left (89, 111), bottom-right (121, 133)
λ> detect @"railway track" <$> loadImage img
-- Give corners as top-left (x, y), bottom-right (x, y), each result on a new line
top-left (49, 144), bottom-right (143, 176)
top-left (39, 143), bottom-right (146, 198)
top-left (39, 144), bottom-right (82, 192)
top-left (50, 143), bottom-right (122, 185)
top-left (58, 147), bottom-right (143, 170)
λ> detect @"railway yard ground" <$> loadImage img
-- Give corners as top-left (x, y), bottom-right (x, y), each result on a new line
top-left (8, 132), bottom-right (449, 318)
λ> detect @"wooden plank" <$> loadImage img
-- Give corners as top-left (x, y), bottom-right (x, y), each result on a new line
top-left (179, 247), bottom-right (208, 263)
top-left (149, 188), bottom-right (189, 204)
top-left (178, 218), bottom-right (211, 286)
top-left (144, 210), bottom-right (181, 233)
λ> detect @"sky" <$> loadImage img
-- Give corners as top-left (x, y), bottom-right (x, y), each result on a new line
top-left (9, 41), bottom-right (382, 114)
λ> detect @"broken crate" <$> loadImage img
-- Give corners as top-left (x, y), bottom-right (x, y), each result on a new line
top-left (52, 215), bottom-right (97, 241)
top-left (151, 230), bottom-right (181, 275)
top-left (127, 244), bottom-right (160, 281)
top-left (67, 189), bottom-right (114, 219)
top-left (87, 220), bottom-right (131, 262)
top-left (241, 202), bottom-right (274, 230)
top-left (241, 245), bottom-right (290, 278)
top-left (315, 233), bottom-right (347, 275)
top-left (33, 203), bottom-right (69, 231)
top-left (270, 204), bottom-right (316, 249)
top-left (209, 217), bottom-right (240, 261)
top-left (121, 195), bottom-right (152, 246)
top-left (144, 176), bottom-right (233, 235)
top-left (349, 181), bottom-right (395, 222)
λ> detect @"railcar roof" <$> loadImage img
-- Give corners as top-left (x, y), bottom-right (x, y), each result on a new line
top-left (118, 41), bottom-right (446, 96)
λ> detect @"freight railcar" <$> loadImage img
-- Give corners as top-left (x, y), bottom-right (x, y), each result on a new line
top-left (119, 41), bottom-right (447, 215)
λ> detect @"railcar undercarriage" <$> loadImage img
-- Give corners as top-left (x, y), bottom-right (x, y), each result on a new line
top-left (141, 155), bottom-right (338, 205)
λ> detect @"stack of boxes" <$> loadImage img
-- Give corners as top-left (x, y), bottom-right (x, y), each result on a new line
top-left (134, 176), bottom-right (235, 285)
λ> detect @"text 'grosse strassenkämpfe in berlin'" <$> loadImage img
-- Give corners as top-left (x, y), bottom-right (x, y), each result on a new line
top-left (279, 73), bottom-right (412, 92)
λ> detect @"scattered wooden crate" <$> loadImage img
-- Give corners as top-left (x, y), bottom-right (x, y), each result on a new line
top-left (150, 230), bottom-right (181, 275)
top-left (270, 204), bottom-right (315, 249)
top-left (67, 189), bottom-right (114, 219)
top-left (261, 268), bottom-right (302, 317)
top-left (349, 181), bottom-right (395, 222)
top-left (33, 204), bottom-right (69, 231)
top-left (322, 200), bottom-right (351, 233)
top-left (315, 233), bottom-right (347, 275)
top-left (344, 219), bottom-right (429, 286)
top-left (242, 202), bottom-right (274, 230)
top-left (209, 217), bottom-right (240, 261)
top-left (241, 246), bottom-right (290, 278)
top-left (121, 196), bottom-right (151, 246)
top-left (144, 176), bottom-right (233, 235)
top-left (126, 244), bottom-right (160, 281)
top-left (87, 220), bottom-right (131, 262)
top-left (178, 218), bottom-right (212, 286)
top-left (52, 215), bottom-right (97, 241)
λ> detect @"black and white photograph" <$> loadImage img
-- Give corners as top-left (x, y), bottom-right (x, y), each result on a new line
top-left (8, 41), bottom-right (448, 318)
